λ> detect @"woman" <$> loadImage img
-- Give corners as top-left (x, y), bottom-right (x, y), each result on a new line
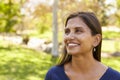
top-left (45, 12), bottom-right (120, 80)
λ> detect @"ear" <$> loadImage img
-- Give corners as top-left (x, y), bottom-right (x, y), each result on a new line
top-left (93, 34), bottom-right (102, 47)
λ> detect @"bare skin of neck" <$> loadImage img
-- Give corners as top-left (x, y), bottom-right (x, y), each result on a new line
top-left (64, 53), bottom-right (108, 80)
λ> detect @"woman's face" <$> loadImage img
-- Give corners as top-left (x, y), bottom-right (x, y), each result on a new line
top-left (64, 17), bottom-right (97, 56)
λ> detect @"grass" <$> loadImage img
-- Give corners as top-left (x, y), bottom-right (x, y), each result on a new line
top-left (0, 42), bottom-right (120, 80)
top-left (102, 57), bottom-right (120, 71)
top-left (0, 41), bottom-right (57, 80)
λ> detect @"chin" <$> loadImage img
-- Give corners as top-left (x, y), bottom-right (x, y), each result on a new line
top-left (67, 51), bottom-right (79, 55)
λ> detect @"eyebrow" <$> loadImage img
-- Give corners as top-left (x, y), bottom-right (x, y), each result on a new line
top-left (64, 26), bottom-right (84, 30)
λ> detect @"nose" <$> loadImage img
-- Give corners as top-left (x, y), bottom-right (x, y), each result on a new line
top-left (64, 32), bottom-right (75, 40)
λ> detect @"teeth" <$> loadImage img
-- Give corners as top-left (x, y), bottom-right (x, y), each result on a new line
top-left (68, 43), bottom-right (79, 46)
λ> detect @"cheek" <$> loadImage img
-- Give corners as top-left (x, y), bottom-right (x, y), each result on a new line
top-left (84, 38), bottom-right (94, 48)
top-left (80, 35), bottom-right (94, 45)
top-left (63, 34), bottom-right (69, 44)
top-left (63, 36), bottom-right (67, 43)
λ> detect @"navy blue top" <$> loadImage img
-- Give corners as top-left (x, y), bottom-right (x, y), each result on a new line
top-left (45, 65), bottom-right (120, 80)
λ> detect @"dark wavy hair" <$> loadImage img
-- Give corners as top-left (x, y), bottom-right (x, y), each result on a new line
top-left (57, 12), bottom-right (102, 66)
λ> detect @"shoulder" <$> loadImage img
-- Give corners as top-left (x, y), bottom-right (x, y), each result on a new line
top-left (45, 65), bottom-right (64, 80)
top-left (108, 68), bottom-right (120, 77)
top-left (101, 67), bottom-right (120, 80)
top-left (47, 65), bottom-right (64, 73)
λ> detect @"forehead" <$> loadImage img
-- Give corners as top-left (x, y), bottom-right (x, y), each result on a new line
top-left (67, 17), bottom-right (83, 23)
top-left (65, 17), bottom-right (89, 29)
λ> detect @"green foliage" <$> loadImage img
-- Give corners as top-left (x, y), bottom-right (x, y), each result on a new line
top-left (36, 13), bottom-right (52, 34)
top-left (103, 31), bottom-right (120, 39)
top-left (116, 0), bottom-right (120, 8)
top-left (115, 0), bottom-right (120, 27)
top-left (97, 0), bottom-right (109, 26)
top-left (0, 0), bottom-right (22, 32)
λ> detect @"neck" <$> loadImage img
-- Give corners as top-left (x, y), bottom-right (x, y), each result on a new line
top-left (70, 53), bottom-right (100, 73)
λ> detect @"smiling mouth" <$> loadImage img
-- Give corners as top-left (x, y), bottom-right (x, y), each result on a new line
top-left (67, 43), bottom-right (80, 47)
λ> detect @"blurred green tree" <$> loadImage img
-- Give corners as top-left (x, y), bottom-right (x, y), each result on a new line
top-left (0, 0), bottom-right (24, 32)
top-left (33, 4), bottom-right (52, 34)
top-left (115, 0), bottom-right (120, 27)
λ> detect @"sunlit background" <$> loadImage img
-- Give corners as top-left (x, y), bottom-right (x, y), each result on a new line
top-left (0, 0), bottom-right (120, 80)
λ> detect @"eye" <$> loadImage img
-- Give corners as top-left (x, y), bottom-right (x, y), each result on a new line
top-left (64, 28), bottom-right (70, 35)
top-left (75, 28), bottom-right (83, 33)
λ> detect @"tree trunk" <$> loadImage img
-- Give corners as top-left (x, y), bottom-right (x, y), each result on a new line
top-left (52, 0), bottom-right (58, 57)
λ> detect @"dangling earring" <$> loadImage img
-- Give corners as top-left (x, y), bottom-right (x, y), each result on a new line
top-left (94, 48), bottom-right (96, 52)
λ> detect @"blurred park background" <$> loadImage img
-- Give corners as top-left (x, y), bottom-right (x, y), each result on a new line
top-left (0, 0), bottom-right (120, 80)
